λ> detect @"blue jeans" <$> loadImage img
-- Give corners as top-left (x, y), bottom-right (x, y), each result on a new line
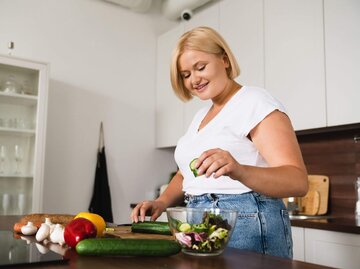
top-left (185, 192), bottom-right (293, 259)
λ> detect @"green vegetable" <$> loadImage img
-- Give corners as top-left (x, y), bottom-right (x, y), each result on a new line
top-left (192, 223), bottom-right (207, 233)
top-left (178, 222), bottom-right (191, 232)
top-left (131, 221), bottom-right (171, 235)
top-left (76, 238), bottom-right (181, 256)
top-left (189, 158), bottom-right (199, 177)
top-left (174, 212), bottom-right (232, 253)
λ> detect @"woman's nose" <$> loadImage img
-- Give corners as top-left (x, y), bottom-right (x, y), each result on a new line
top-left (191, 73), bottom-right (200, 86)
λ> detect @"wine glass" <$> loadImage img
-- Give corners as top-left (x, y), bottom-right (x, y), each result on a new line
top-left (2, 193), bottom-right (10, 215)
top-left (0, 145), bottom-right (6, 174)
top-left (18, 193), bottom-right (25, 215)
top-left (14, 145), bottom-right (23, 175)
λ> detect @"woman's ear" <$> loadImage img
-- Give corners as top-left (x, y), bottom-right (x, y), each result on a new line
top-left (222, 53), bottom-right (230, 68)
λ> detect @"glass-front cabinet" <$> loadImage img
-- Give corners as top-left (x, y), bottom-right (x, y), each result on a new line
top-left (0, 54), bottom-right (48, 215)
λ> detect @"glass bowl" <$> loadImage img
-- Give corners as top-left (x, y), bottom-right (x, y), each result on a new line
top-left (166, 207), bottom-right (238, 256)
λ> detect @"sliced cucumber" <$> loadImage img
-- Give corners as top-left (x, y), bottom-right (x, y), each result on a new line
top-left (189, 158), bottom-right (199, 177)
top-left (178, 222), bottom-right (191, 232)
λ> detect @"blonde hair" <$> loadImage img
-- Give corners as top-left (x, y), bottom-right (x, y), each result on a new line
top-left (170, 26), bottom-right (240, 101)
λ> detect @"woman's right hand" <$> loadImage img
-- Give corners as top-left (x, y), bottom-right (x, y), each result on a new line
top-left (130, 200), bottom-right (166, 223)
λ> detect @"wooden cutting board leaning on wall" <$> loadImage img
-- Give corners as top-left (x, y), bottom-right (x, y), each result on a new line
top-left (284, 175), bottom-right (330, 215)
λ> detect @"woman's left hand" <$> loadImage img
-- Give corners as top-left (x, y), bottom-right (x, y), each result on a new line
top-left (195, 148), bottom-right (241, 179)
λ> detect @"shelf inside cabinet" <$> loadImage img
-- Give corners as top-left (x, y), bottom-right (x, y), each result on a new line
top-left (0, 92), bottom-right (37, 106)
top-left (0, 175), bottom-right (32, 179)
top-left (0, 127), bottom-right (35, 137)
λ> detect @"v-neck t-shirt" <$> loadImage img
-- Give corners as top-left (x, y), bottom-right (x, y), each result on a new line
top-left (174, 86), bottom-right (287, 195)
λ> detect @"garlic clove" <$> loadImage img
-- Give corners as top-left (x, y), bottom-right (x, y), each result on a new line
top-left (36, 223), bottom-right (51, 242)
top-left (21, 221), bottom-right (38, 235)
top-left (35, 243), bottom-right (49, 254)
top-left (49, 224), bottom-right (65, 245)
top-left (45, 217), bottom-right (55, 233)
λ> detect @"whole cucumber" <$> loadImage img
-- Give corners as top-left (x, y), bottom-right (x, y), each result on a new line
top-left (131, 221), bottom-right (171, 235)
top-left (76, 238), bottom-right (181, 256)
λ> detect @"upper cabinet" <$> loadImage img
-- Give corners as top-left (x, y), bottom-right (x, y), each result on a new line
top-left (264, 0), bottom-right (326, 131)
top-left (324, 0), bottom-right (360, 126)
top-left (219, 0), bottom-right (264, 88)
top-left (0, 55), bottom-right (49, 215)
top-left (156, 25), bottom-right (184, 148)
top-left (155, 0), bottom-right (360, 147)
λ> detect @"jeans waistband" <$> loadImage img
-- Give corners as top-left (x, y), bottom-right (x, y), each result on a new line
top-left (184, 192), bottom-right (257, 204)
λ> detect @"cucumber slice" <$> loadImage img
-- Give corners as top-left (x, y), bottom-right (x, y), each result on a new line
top-left (189, 158), bottom-right (199, 177)
top-left (178, 222), bottom-right (191, 232)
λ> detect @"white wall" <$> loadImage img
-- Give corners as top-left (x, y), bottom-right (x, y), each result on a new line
top-left (0, 0), bottom-right (178, 223)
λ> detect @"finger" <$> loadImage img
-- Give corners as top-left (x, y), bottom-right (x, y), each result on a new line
top-left (198, 153), bottom-right (222, 176)
top-left (205, 159), bottom-right (226, 177)
top-left (213, 164), bottom-right (230, 178)
top-left (131, 203), bottom-right (143, 223)
top-left (139, 202), bottom-right (152, 222)
top-left (150, 210), bottom-right (160, 221)
top-left (196, 148), bottom-right (219, 167)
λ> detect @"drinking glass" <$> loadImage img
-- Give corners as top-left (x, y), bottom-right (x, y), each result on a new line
top-left (2, 193), bottom-right (10, 215)
top-left (18, 193), bottom-right (25, 215)
top-left (14, 145), bottom-right (23, 175)
top-left (0, 145), bottom-right (6, 174)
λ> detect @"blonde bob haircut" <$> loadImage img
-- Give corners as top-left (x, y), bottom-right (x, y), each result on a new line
top-left (170, 26), bottom-right (240, 102)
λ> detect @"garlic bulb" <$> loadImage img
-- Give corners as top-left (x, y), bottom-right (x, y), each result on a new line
top-left (36, 223), bottom-right (51, 242)
top-left (49, 224), bottom-right (65, 246)
top-left (21, 222), bottom-right (37, 235)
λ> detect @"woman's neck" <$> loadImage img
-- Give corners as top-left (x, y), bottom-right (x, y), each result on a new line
top-left (211, 80), bottom-right (241, 110)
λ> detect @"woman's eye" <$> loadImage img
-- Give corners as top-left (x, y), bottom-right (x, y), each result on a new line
top-left (182, 73), bottom-right (190, 79)
top-left (198, 65), bottom-right (206, 71)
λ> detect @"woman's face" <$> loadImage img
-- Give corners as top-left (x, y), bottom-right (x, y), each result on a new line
top-left (178, 49), bottom-right (230, 101)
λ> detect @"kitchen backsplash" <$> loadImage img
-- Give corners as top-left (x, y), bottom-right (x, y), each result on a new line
top-left (296, 124), bottom-right (360, 218)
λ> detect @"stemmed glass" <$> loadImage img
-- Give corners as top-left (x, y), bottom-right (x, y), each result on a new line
top-left (14, 145), bottom-right (23, 175)
top-left (0, 145), bottom-right (6, 174)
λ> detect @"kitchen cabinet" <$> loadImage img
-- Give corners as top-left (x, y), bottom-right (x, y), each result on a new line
top-left (291, 226), bottom-right (360, 268)
top-left (156, 24), bottom-right (184, 148)
top-left (324, 0), bottom-right (360, 127)
top-left (292, 226), bottom-right (305, 261)
top-left (305, 228), bottom-right (360, 269)
top-left (219, 0), bottom-right (264, 88)
top-left (264, 0), bottom-right (326, 131)
top-left (0, 54), bottom-right (48, 215)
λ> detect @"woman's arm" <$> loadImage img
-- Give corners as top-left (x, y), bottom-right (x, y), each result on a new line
top-left (195, 110), bottom-right (308, 198)
top-left (130, 171), bottom-right (184, 222)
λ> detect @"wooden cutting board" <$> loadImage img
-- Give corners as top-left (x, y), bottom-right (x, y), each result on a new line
top-left (284, 175), bottom-right (329, 215)
top-left (104, 226), bottom-right (175, 240)
top-left (303, 175), bottom-right (329, 215)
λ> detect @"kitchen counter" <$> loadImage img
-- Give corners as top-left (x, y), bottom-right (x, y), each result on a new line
top-left (0, 215), bottom-right (334, 269)
top-left (291, 216), bottom-right (360, 234)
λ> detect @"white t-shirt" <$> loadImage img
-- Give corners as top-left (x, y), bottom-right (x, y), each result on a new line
top-left (174, 86), bottom-right (286, 195)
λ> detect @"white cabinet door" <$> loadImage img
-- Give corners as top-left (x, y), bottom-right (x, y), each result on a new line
top-left (219, 0), bottom-right (264, 88)
top-left (156, 25), bottom-right (185, 148)
top-left (0, 54), bottom-right (49, 214)
top-left (305, 228), bottom-right (360, 269)
top-left (291, 226), bottom-right (305, 261)
top-left (324, 0), bottom-right (360, 126)
top-left (264, 0), bottom-right (326, 131)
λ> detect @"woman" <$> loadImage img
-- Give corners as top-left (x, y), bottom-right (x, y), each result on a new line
top-left (131, 26), bottom-right (308, 258)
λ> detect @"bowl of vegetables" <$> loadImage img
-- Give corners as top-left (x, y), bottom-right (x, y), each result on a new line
top-left (166, 207), bottom-right (238, 256)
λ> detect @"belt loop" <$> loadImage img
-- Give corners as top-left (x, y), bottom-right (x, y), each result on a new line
top-left (209, 193), bottom-right (219, 207)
